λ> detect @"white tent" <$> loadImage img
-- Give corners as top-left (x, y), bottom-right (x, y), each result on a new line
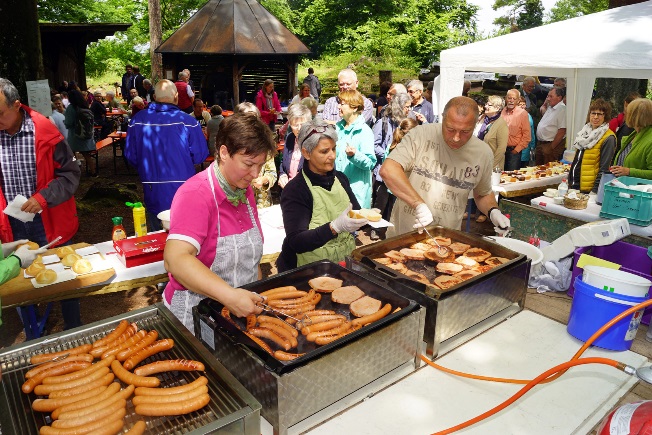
top-left (438, 1), bottom-right (652, 141)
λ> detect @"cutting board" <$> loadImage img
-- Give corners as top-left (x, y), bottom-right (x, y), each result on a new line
top-left (1, 243), bottom-right (116, 307)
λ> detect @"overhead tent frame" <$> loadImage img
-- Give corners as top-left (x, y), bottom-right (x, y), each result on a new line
top-left (438, 1), bottom-right (652, 142)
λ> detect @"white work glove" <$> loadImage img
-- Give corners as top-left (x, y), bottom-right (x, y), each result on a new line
top-left (412, 203), bottom-right (433, 231)
top-left (278, 174), bottom-right (289, 189)
top-left (11, 245), bottom-right (45, 268)
top-left (331, 204), bottom-right (368, 234)
top-left (489, 208), bottom-right (511, 235)
top-left (1, 239), bottom-right (29, 257)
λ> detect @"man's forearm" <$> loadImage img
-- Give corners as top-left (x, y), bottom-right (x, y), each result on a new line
top-left (380, 159), bottom-right (423, 209)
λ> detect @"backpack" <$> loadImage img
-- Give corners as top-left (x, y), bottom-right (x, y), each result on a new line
top-left (75, 108), bottom-right (95, 140)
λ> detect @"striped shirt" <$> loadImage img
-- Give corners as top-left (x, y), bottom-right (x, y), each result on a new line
top-left (0, 110), bottom-right (37, 201)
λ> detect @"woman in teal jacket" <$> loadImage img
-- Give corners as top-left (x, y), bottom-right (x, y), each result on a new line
top-left (610, 98), bottom-right (652, 180)
top-left (335, 90), bottom-right (376, 208)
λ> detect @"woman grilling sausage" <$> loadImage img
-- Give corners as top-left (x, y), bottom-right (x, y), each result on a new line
top-left (163, 114), bottom-right (277, 334)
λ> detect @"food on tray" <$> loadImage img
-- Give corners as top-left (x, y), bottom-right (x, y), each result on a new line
top-left (18, 241), bottom-right (40, 250)
top-left (35, 268), bottom-right (58, 285)
top-left (134, 359), bottom-right (205, 377)
top-left (386, 262), bottom-right (408, 273)
top-left (485, 257), bottom-right (510, 267)
top-left (350, 296), bottom-right (382, 317)
top-left (274, 351), bottom-right (305, 361)
top-left (351, 303), bottom-right (392, 327)
top-left (454, 256), bottom-right (479, 269)
top-left (384, 250), bottom-right (406, 262)
top-left (61, 253), bottom-right (82, 267)
top-left (72, 258), bottom-right (93, 274)
top-left (454, 269), bottom-right (481, 280)
top-left (116, 330), bottom-right (159, 361)
top-left (424, 248), bottom-right (456, 263)
top-left (331, 285), bottom-right (366, 304)
top-left (111, 360), bottom-right (160, 387)
top-left (436, 262), bottom-right (464, 274)
top-left (399, 248), bottom-right (426, 260)
top-left (134, 393), bottom-right (210, 416)
top-left (464, 248), bottom-right (492, 262)
top-left (26, 261), bottom-right (45, 276)
top-left (404, 270), bottom-right (430, 284)
top-left (349, 208), bottom-right (382, 221)
top-left (427, 236), bottom-right (451, 246)
top-left (409, 242), bottom-right (432, 251)
top-left (21, 360), bottom-right (92, 394)
top-left (56, 245), bottom-right (76, 258)
top-left (449, 242), bottom-right (470, 255)
top-left (434, 275), bottom-right (463, 289)
top-left (375, 257), bottom-right (393, 265)
top-left (308, 276), bottom-right (343, 292)
top-left (123, 339), bottom-right (175, 371)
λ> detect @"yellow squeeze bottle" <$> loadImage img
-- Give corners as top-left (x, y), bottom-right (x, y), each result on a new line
top-left (126, 202), bottom-right (148, 237)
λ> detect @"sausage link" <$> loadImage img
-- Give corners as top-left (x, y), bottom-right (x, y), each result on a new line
top-left (351, 303), bottom-right (392, 327)
top-left (51, 382), bottom-right (121, 419)
top-left (133, 359), bottom-right (205, 376)
top-left (135, 393), bottom-right (210, 416)
top-left (314, 325), bottom-right (360, 345)
top-left (243, 330), bottom-right (274, 355)
top-left (259, 286), bottom-right (297, 296)
top-left (275, 304), bottom-right (316, 317)
top-left (25, 354), bottom-right (94, 379)
top-left (34, 367), bottom-right (110, 395)
top-left (248, 327), bottom-right (291, 351)
top-left (48, 373), bottom-right (115, 398)
top-left (83, 418), bottom-right (125, 435)
top-left (92, 320), bottom-right (129, 348)
top-left (257, 316), bottom-right (299, 337)
top-left (135, 376), bottom-right (208, 396)
top-left (125, 420), bottom-right (146, 435)
top-left (306, 322), bottom-right (353, 342)
top-left (273, 351), bottom-right (305, 361)
top-left (42, 356), bottom-right (114, 384)
top-left (265, 290), bottom-right (308, 301)
top-left (102, 323), bottom-right (138, 350)
top-left (30, 344), bottom-right (93, 365)
top-left (132, 385), bottom-right (208, 405)
top-left (246, 315), bottom-right (257, 331)
top-left (32, 385), bottom-right (109, 413)
top-left (101, 330), bottom-right (147, 360)
top-left (285, 310), bottom-right (335, 325)
top-left (22, 361), bottom-right (92, 394)
top-left (123, 339), bottom-right (174, 371)
top-left (56, 386), bottom-right (132, 421)
top-left (39, 411), bottom-right (125, 435)
top-left (267, 289), bottom-right (316, 306)
top-left (116, 330), bottom-right (158, 362)
top-left (301, 319), bottom-right (345, 335)
top-left (257, 324), bottom-right (298, 348)
top-left (111, 360), bottom-right (160, 388)
top-left (51, 398), bottom-right (126, 428)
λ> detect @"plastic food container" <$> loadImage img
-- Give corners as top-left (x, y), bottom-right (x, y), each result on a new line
top-left (487, 237), bottom-right (543, 276)
top-left (157, 209), bottom-right (171, 231)
top-left (583, 265), bottom-right (651, 297)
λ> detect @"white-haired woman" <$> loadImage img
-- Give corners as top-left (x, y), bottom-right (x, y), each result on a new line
top-left (278, 103), bottom-right (312, 188)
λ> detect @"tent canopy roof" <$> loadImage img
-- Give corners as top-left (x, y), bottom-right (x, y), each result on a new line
top-left (156, 0), bottom-right (311, 55)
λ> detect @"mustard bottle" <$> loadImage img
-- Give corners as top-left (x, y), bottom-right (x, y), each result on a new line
top-left (126, 202), bottom-right (148, 237)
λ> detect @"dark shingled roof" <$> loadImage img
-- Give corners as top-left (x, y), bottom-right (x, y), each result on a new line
top-left (156, 0), bottom-right (310, 55)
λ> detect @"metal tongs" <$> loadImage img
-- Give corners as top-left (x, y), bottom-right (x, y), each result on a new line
top-left (256, 301), bottom-right (312, 330)
top-left (416, 217), bottom-right (449, 255)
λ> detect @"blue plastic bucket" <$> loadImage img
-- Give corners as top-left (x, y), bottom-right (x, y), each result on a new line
top-left (567, 276), bottom-right (646, 351)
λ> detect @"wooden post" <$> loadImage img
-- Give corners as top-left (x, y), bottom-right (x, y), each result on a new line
top-left (379, 70), bottom-right (392, 85)
top-left (233, 60), bottom-right (240, 107)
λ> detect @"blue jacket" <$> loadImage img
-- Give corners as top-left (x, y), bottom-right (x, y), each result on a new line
top-left (335, 115), bottom-right (375, 208)
top-left (125, 102), bottom-right (208, 215)
top-left (372, 116), bottom-right (397, 181)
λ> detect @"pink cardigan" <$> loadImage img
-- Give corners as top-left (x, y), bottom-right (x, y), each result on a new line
top-left (255, 90), bottom-right (282, 124)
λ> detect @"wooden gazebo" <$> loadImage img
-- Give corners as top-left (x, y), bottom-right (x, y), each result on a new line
top-left (155, 0), bottom-right (311, 108)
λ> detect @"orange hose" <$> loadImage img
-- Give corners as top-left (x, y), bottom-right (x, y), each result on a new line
top-left (423, 297), bottom-right (652, 385)
top-left (430, 357), bottom-right (623, 435)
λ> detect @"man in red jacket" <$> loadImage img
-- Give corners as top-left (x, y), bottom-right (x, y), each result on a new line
top-left (174, 71), bottom-right (194, 114)
top-left (0, 77), bottom-right (82, 334)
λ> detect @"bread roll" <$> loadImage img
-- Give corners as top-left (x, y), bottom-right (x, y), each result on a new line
top-left (18, 241), bottom-right (40, 250)
top-left (72, 258), bottom-right (93, 274)
top-left (348, 209), bottom-right (382, 222)
top-left (35, 269), bottom-right (58, 285)
top-left (26, 261), bottom-right (45, 277)
top-left (61, 253), bottom-right (82, 267)
top-left (308, 277), bottom-right (343, 293)
top-left (56, 246), bottom-right (76, 258)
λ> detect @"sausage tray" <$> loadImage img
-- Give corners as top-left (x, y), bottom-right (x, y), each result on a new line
top-left (349, 226), bottom-right (529, 359)
top-left (0, 304), bottom-right (261, 435)
top-left (193, 260), bottom-right (424, 435)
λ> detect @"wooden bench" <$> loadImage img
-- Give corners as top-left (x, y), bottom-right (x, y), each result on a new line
top-left (86, 137), bottom-right (114, 175)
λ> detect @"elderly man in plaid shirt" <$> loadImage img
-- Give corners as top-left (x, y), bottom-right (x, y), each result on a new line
top-left (0, 77), bottom-right (82, 333)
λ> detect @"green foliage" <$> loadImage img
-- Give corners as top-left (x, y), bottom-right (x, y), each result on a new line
top-left (492, 0), bottom-right (544, 33)
top-left (547, 0), bottom-right (608, 23)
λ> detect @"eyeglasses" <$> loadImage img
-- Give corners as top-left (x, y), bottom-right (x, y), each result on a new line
top-left (590, 112), bottom-right (605, 117)
top-left (407, 89), bottom-right (421, 94)
top-left (303, 125), bottom-right (329, 143)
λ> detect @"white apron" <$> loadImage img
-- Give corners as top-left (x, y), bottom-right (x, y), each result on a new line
top-left (166, 163), bottom-right (263, 334)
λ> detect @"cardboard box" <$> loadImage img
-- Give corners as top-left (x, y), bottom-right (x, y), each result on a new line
top-left (113, 233), bottom-right (167, 267)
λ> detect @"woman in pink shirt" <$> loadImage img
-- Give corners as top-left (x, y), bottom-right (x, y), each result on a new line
top-left (163, 114), bottom-right (278, 334)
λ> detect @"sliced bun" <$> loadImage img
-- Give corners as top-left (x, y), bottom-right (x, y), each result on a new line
top-left (434, 275), bottom-right (462, 290)
top-left (464, 248), bottom-right (492, 262)
top-left (384, 250), bottom-right (406, 262)
top-left (348, 208), bottom-right (382, 222)
top-left (374, 257), bottom-right (393, 265)
top-left (35, 269), bottom-right (57, 285)
top-left (423, 248), bottom-right (455, 264)
top-left (409, 242), bottom-right (432, 251)
top-left (449, 242), bottom-right (470, 255)
top-left (350, 296), bottom-right (382, 317)
top-left (399, 248), bottom-right (425, 261)
top-left (18, 241), bottom-right (40, 250)
top-left (485, 257), bottom-right (510, 267)
top-left (331, 285), bottom-right (366, 304)
top-left (436, 262), bottom-right (464, 275)
top-left (453, 269), bottom-right (481, 281)
top-left (454, 256), bottom-right (479, 269)
top-left (72, 258), bottom-right (93, 274)
top-left (385, 262), bottom-right (408, 274)
top-left (308, 276), bottom-right (343, 293)
top-left (56, 246), bottom-right (76, 259)
top-left (426, 237), bottom-right (451, 247)
top-left (26, 261), bottom-right (45, 277)
top-left (61, 253), bottom-right (82, 267)
top-left (404, 270), bottom-right (430, 284)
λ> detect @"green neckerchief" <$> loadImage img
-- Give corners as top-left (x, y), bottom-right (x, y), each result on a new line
top-left (213, 162), bottom-right (247, 206)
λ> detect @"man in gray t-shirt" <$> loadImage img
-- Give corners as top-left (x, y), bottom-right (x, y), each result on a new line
top-left (380, 96), bottom-right (511, 236)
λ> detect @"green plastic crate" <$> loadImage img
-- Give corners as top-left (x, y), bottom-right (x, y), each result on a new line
top-left (599, 176), bottom-right (652, 226)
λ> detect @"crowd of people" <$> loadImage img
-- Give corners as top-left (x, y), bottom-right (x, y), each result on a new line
top-left (1, 67), bottom-right (651, 336)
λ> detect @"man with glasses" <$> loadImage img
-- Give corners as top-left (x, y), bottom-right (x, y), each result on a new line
top-left (323, 69), bottom-right (375, 126)
top-left (501, 89), bottom-right (531, 171)
top-left (380, 96), bottom-right (510, 236)
top-left (407, 80), bottom-right (435, 124)
top-left (535, 87), bottom-right (567, 164)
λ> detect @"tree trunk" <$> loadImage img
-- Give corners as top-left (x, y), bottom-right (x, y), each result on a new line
top-left (148, 0), bottom-right (163, 82)
top-left (0, 0), bottom-right (43, 99)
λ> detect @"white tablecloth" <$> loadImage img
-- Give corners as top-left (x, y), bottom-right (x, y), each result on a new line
top-left (493, 172), bottom-right (567, 195)
top-left (258, 204), bottom-right (286, 256)
top-left (530, 195), bottom-right (652, 238)
top-left (94, 236), bottom-right (167, 285)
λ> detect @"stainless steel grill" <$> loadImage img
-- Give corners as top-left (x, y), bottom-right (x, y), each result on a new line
top-left (0, 304), bottom-right (260, 435)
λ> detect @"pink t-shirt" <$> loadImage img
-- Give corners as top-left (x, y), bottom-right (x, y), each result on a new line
top-left (163, 167), bottom-right (262, 304)
top-left (288, 147), bottom-right (302, 179)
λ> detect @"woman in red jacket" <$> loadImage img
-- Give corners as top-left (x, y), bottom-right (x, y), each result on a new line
top-left (255, 79), bottom-right (282, 131)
